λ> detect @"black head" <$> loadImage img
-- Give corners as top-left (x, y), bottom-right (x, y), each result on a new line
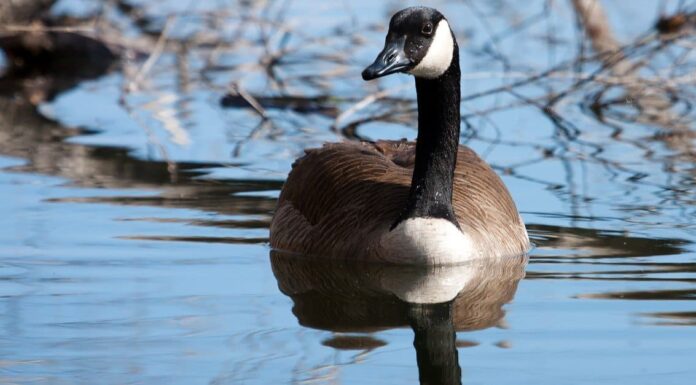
top-left (362, 7), bottom-right (456, 81)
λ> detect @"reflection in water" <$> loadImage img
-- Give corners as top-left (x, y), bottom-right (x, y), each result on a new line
top-left (0, 1), bottom-right (695, 384)
top-left (2, 91), bottom-right (691, 303)
top-left (409, 302), bottom-right (461, 385)
top-left (0, 95), bottom-right (280, 234)
top-left (529, 223), bottom-right (689, 259)
top-left (642, 311), bottom-right (696, 326)
top-left (271, 251), bottom-right (527, 384)
top-left (528, 223), bottom-right (695, 301)
top-left (0, 81), bottom-right (692, 308)
top-left (579, 289), bottom-right (696, 300)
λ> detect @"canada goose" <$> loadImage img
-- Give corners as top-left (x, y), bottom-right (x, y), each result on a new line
top-left (270, 7), bottom-right (529, 264)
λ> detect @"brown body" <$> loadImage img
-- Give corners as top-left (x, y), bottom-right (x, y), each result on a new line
top-left (270, 140), bottom-right (529, 261)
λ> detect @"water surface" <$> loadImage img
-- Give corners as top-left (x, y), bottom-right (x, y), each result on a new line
top-left (1, 0), bottom-right (695, 384)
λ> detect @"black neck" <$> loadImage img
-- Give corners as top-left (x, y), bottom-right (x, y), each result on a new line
top-left (408, 302), bottom-right (462, 385)
top-left (394, 43), bottom-right (461, 228)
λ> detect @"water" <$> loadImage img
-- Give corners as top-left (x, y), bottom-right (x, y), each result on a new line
top-left (1, 0), bottom-right (695, 384)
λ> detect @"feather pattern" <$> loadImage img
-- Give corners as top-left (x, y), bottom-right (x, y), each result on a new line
top-left (270, 140), bottom-right (529, 262)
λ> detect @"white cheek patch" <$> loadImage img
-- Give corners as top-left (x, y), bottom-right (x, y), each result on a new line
top-left (409, 20), bottom-right (454, 79)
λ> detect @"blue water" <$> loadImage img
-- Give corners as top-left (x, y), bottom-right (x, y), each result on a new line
top-left (1, 0), bottom-right (695, 384)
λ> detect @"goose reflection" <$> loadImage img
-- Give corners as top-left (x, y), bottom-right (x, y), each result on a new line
top-left (270, 252), bottom-right (527, 384)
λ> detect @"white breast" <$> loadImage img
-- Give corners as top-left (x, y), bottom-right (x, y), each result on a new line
top-left (379, 217), bottom-right (479, 265)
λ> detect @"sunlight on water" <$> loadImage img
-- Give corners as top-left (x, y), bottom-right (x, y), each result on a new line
top-left (1, 0), bottom-right (695, 384)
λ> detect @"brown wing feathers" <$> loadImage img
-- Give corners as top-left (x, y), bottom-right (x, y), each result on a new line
top-left (271, 141), bottom-right (409, 256)
top-left (270, 140), bottom-right (527, 259)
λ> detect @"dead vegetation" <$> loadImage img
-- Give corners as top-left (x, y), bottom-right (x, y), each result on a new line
top-left (0, 0), bottom-right (694, 209)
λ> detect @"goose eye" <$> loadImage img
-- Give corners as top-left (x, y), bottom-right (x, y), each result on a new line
top-left (421, 22), bottom-right (433, 36)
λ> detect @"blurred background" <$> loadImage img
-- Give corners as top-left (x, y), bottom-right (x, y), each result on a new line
top-left (0, 0), bottom-right (695, 384)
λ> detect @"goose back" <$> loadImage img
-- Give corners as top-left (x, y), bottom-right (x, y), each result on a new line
top-left (270, 140), bottom-right (528, 261)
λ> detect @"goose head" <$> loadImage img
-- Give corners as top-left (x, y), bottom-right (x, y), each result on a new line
top-left (362, 7), bottom-right (456, 80)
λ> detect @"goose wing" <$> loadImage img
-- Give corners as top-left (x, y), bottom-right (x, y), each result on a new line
top-left (270, 141), bottom-right (411, 256)
top-left (270, 140), bottom-right (527, 258)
